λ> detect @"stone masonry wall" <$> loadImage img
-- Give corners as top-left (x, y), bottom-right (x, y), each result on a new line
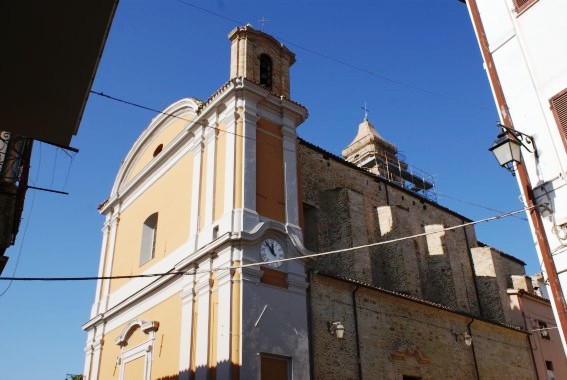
top-left (299, 142), bottom-right (481, 315)
top-left (471, 246), bottom-right (512, 323)
top-left (310, 274), bottom-right (536, 380)
top-left (314, 188), bottom-right (373, 282)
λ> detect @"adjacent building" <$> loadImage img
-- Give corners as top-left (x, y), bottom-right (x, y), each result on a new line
top-left (83, 26), bottom-right (565, 379)
top-left (461, 0), bottom-right (567, 349)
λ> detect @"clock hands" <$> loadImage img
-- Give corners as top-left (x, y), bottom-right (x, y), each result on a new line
top-left (265, 241), bottom-right (276, 258)
top-left (261, 239), bottom-right (283, 268)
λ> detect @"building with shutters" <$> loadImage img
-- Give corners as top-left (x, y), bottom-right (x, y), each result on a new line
top-left (83, 25), bottom-right (565, 379)
top-left (461, 0), bottom-right (567, 350)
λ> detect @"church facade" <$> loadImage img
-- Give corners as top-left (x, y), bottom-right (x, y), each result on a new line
top-left (83, 26), bottom-right (563, 379)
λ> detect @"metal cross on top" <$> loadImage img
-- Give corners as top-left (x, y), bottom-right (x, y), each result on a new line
top-left (361, 102), bottom-right (370, 121)
top-left (258, 17), bottom-right (270, 31)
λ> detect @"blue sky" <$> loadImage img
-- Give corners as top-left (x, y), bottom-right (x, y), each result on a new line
top-left (0, 1), bottom-right (538, 378)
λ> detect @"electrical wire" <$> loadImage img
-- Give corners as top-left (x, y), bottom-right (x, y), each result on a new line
top-left (437, 192), bottom-right (528, 221)
top-left (50, 147), bottom-right (58, 188)
top-left (62, 153), bottom-right (75, 191)
top-left (90, 90), bottom-right (300, 155)
top-left (172, 0), bottom-right (491, 111)
top-left (0, 206), bottom-right (535, 282)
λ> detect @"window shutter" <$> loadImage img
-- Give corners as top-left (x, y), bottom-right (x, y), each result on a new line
top-left (513, 0), bottom-right (538, 13)
top-left (550, 89), bottom-right (567, 152)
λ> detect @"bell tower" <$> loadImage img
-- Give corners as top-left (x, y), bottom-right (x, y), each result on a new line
top-left (229, 25), bottom-right (295, 98)
top-left (342, 117), bottom-right (401, 179)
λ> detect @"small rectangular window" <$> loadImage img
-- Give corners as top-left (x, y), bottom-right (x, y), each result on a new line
top-left (260, 266), bottom-right (288, 289)
top-left (546, 361), bottom-right (554, 371)
top-left (260, 354), bottom-right (289, 380)
top-left (538, 320), bottom-right (551, 340)
top-left (550, 88), bottom-right (567, 153)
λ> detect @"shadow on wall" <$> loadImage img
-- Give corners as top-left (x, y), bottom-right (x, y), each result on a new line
top-left (156, 360), bottom-right (235, 380)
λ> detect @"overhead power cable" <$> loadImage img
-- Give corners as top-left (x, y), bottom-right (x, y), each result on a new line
top-left (0, 206), bottom-right (535, 282)
top-left (172, 0), bottom-right (490, 111)
top-left (90, 90), bottom-right (296, 154)
top-left (437, 192), bottom-right (528, 221)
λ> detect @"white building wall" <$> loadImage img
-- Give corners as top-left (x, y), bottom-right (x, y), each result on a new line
top-left (470, 0), bottom-right (567, 348)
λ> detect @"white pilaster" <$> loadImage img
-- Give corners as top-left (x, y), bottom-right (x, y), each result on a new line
top-left (189, 128), bottom-right (205, 251)
top-left (89, 333), bottom-right (104, 380)
top-left (194, 257), bottom-right (212, 380)
top-left (91, 215), bottom-right (111, 318)
top-left (222, 108), bottom-right (237, 230)
top-left (203, 119), bottom-right (217, 229)
top-left (178, 270), bottom-right (196, 380)
top-left (99, 212), bottom-right (120, 313)
top-left (241, 108), bottom-right (258, 213)
top-left (239, 99), bottom-right (260, 233)
top-left (83, 333), bottom-right (94, 380)
top-left (281, 122), bottom-right (300, 230)
top-left (213, 250), bottom-right (233, 379)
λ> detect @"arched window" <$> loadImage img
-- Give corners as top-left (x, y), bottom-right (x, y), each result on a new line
top-left (259, 54), bottom-right (273, 89)
top-left (140, 213), bottom-right (158, 266)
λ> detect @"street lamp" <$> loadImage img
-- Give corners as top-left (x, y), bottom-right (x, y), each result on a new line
top-left (328, 321), bottom-right (345, 339)
top-left (489, 123), bottom-right (537, 174)
top-left (453, 331), bottom-right (473, 347)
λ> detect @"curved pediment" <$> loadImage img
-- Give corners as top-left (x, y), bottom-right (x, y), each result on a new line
top-left (110, 98), bottom-right (202, 200)
top-left (390, 343), bottom-right (430, 365)
top-left (115, 319), bottom-right (160, 347)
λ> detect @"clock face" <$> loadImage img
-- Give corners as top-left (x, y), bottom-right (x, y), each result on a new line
top-left (260, 239), bottom-right (284, 268)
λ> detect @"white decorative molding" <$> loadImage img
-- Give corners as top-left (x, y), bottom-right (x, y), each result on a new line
top-left (204, 121), bottom-right (217, 229)
top-left (99, 208), bottom-right (120, 314)
top-left (107, 98), bottom-right (201, 201)
top-left (241, 266), bottom-right (263, 284)
top-left (194, 257), bottom-right (213, 376)
top-left (115, 319), bottom-right (159, 380)
top-left (115, 319), bottom-right (160, 347)
top-left (189, 127), bottom-right (205, 251)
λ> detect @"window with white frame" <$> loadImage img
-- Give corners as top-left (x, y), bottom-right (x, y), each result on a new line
top-left (115, 319), bottom-right (159, 380)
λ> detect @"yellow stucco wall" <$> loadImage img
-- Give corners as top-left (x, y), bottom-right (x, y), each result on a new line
top-left (109, 152), bottom-right (193, 293)
top-left (97, 293), bottom-right (183, 380)
top-left (123, 356), bottom-right (145, 379)
top-left (125, 325), bottom-right (147, 348)
top-left (256, 119), bottom-right (285, 222)
top-left (214, 125), bottom-right (227, 221)
top-left (125, 117), bottom-right (190, 184)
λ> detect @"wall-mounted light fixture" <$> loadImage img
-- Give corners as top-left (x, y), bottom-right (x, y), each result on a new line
top-left (327, 321), bottom-right (345, 339)
top-left (489, 123), bottom-right (537, 175)
top-left (453, 331), bottom-right (473, 347)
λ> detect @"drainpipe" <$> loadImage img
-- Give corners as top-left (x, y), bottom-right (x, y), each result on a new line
top-left (352, 286), bottom-right (363, 380)
top-left (306, 269), bottom-right (315, 380)
top-left (467, 318), bottom-right (480, 380)
top-left (518, 294), bottom-right (541, 379)
top-left (464, 0), bottom-right (567, 348)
